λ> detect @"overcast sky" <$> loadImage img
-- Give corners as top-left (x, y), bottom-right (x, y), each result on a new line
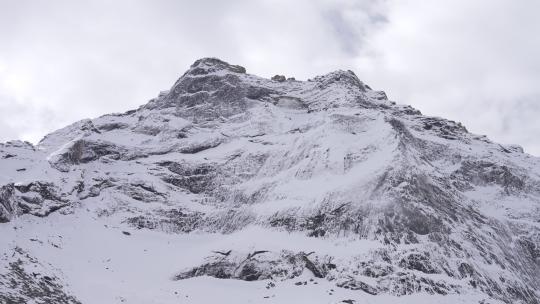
top-left (1, 0), bottom-right (539, 155)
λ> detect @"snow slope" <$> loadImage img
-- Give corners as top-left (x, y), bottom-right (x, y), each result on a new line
top-left (1, 58), bottom-right (539, 303)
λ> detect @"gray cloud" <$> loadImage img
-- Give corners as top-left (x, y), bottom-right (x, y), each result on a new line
top-left (1, 0), bottom-right (539, 155)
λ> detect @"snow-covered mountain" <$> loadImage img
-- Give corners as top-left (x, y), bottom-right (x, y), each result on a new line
top-left (1, 58), bottom-right (539, 304)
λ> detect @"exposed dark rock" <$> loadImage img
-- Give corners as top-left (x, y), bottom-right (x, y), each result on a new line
top-left (452, 160), bottom-right (526, 193)
top-left (458, 262), bottom-right (476, 278)
top-left (371, 91), bottom-right (388, 100)
top-left (1, 182), bottom-right (69, 222)
top-left (337, 279), bottom-right (378, 295)
top-left (312, 70), bottom-right (367, 92)
top-left (160, 161), bottom-right (216, 194)
top-left (301, 254), bottom-right (325, 278)
top-left (50, 139), bottom-right (126, 171)
top-left (186, 58), bottom-right (246, 76)
top-left (78, 178), bottom-right (116, 200)
top-left (0, 247), bottom-right (81, 304)
top-left (180, 140), bottom-right (221, 154)
top-left (0, 183), bottom-right (20, 223)
top-left (518, 237), bottom-right (540, 260)
top-left (246, 86), bottom-right (277, 101)
top-left (271, 75), bottom-right (286, 82)
top-left (387, 273), bottom-right (457, 296)
top-left (96, 122), bottom-right (129, 131)
top-left (175, 260), bottom-right (236, 280)
top-left (120, 183), bottom-right (166, 202)
top-left (418, 117), bottom-right (468, 140)
top-left (363, 264), bottom-right (394, 278)
top-left (126, 209), bottom-right (203, 233)
top-left (399, 253), bottom-right (438, 274)
top-left (174, 251), bottom-right (327, 282)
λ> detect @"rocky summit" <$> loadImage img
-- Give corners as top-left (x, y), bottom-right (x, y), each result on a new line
top-left (1, 58), bottom-right (539, 304)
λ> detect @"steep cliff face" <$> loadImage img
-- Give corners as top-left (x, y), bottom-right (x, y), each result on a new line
top-left (1, 58), bottom-right (539, 304)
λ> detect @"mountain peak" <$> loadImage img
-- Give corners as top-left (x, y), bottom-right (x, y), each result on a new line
top-left (185, 57), bottom-right (246, 76)
top-left (310, 69), bottom-right (368, 92)
top-left (145, 59), bottom-right (387, 112)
